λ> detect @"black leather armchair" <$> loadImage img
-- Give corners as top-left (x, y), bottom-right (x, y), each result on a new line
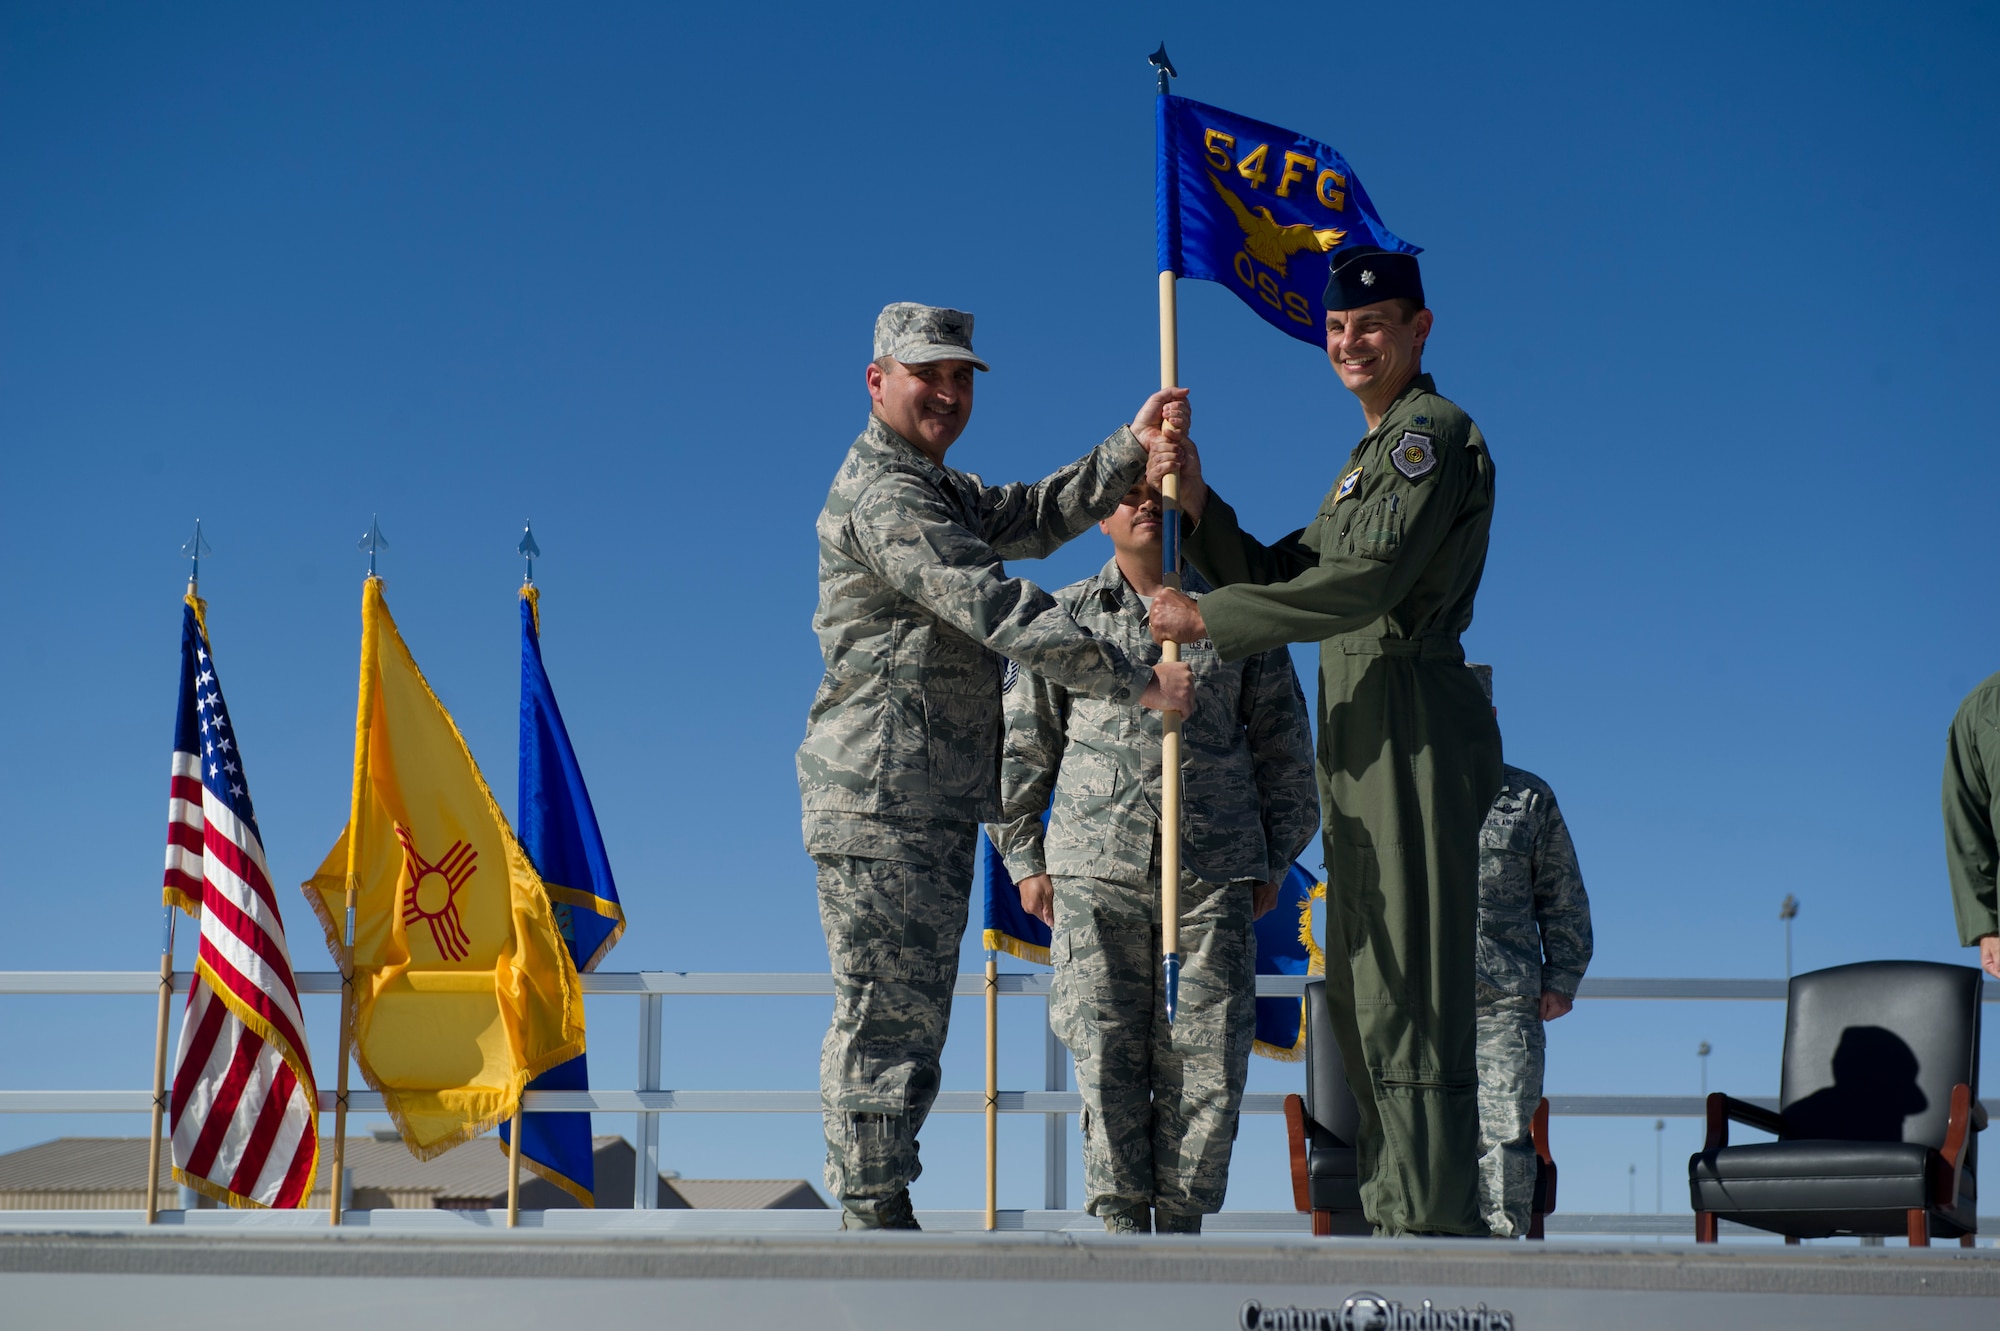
top-left (1688, 959), bottom-right (1986, 1246)
top-left (1283, 979), bottom-right (1554, 1237)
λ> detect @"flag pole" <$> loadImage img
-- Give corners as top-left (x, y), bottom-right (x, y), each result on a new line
top-left (984, 948), bottom-right (998, 1231)
top-left (1149, 44), bottom-right (1185, 1025)
top-left (506, 1108), bottom-right (524, 1227)
top-left (334, 521), bottom-right (388, 1225)
top-left (145, 889), bottom-right (176, 1223)
top-left (150, 521), bottom-right (210, 1223)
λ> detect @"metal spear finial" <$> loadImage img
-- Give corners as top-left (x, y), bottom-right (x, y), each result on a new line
top-left (518, 520), bottom-right (540, 587)
top-left (181, 519), bottom-right (213, 592)
top-left (1148, 43), bottom-right (1178, 94)
top-left (358, 516), bottom-right (389, 578)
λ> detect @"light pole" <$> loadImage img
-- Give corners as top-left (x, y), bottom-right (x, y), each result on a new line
top-left (1698, 1041), bottom-right (1711, 1097)
top-left (1654, 1119), bottom-right (1665, 1213)
top-left (1779, 894), bottom-right (1799, 979)
top-left (1628, 1163), bottom-right (1636, 1213)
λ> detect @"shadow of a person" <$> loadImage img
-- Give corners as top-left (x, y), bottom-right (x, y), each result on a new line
top-left (1783, 1025), bottom-right (1929, 1142)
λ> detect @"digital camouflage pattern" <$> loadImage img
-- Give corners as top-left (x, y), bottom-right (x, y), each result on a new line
top-left (1051, 868), bottom-right (1256, 1220)
top-left (1184, 372), bottom-right (1503, 1236)
top-left (1474, 985), bottom-right (1543, 1238)
top-left (987, 561), bottom-right (1318, 886)
top-left (1477, 765), bottom-right (1593, 999)
top-left (797, 417), bottom-right (1153, 836)
top-left (990, 560), bottom-right (1316, 1222)
top-left (813, 818), bottom-right (976, 1218)
top-left (871, 301), bottom-right (989, 370)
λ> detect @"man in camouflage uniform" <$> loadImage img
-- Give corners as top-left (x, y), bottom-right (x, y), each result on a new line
top-left (1468, 664), bottom-right (1593, 1238)
top-left (988, 481), bottom-right (1318, 1233)
top-left (1148, 248), bottom-right (1503, 1234)
top-left (798, 302), bottom-right (1195, 1229)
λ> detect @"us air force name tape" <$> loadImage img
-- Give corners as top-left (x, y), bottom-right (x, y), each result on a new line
top-left (1323, 245), bottom-right (1424, 313)
top-left (874, 302), bottom-right (990, 371)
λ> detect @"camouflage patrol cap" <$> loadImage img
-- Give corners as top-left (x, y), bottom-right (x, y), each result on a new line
top-left (1469, 663), bottom-right (1493, 703)
top-left (873, 302), bottom-right (990, 372)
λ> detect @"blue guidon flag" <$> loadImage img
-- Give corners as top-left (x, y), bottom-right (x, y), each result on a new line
top-left (1157, 94), bottom-right (1419, 348)
top-left (499, 586), bottom-right (627, 1205)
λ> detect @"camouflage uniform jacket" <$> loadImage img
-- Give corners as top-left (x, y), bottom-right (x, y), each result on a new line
top-left (987, 560), bottom-right (1318, 886)
top-left (1477, 764), bottom-right (1593, 999)
top-left (798, 417), bottom-right (1155, 836)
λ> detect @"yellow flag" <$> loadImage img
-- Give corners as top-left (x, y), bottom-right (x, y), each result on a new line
top-left (304, 578), bottom-right (585, 1158)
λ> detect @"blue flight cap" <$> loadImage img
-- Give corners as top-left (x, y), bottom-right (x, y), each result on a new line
top-left (1323, 245), bottom-right (1424, 313)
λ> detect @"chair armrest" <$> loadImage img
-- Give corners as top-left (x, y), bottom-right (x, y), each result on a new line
top-left (1935, 1083), bottom-right (1975, 1211)
top-left (1704, 1092), bottom-right (1785, 1152)
top-left (1531, 1097), bottom-right (1557, 1216)
top-left (1973, 1098), bottom-right (1989, 1133)
top-left (1283, 1094), bottom-right (1311, 1213)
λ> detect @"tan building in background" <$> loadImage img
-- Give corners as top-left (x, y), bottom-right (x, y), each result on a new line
top-left (0, 1132), bottom-right (824, 1212)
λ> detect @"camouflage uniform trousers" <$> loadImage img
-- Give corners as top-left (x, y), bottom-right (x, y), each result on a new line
top-left (813, 819), bottom-right (976, 1212)
top-left (1050, 864), bottom-right (1257, 1220)
top-left (1473, 981), bottom-right (1545, 1238)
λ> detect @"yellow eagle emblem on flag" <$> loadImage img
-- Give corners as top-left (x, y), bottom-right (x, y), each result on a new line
top-left (1209, 172), bottom-right (1347, 277)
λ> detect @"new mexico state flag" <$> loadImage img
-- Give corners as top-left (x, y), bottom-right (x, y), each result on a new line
top-left (305, 577), bottom-right (585, 1158)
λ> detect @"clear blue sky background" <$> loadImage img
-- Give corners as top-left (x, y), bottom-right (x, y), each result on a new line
top-left (3, 1), bottom-right (1996, 1221)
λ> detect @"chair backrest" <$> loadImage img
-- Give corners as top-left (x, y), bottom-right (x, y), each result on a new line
top-left (1302, 979), bottom-right (1363, 1145)
top-left (1777, 960), bottom-right (1983, 1149)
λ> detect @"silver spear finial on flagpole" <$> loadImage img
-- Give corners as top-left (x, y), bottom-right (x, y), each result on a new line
top-left (181, 519), bottom-right (213, 594)
top-left (1148, 43), bottom-right (1177, 94)
top-left (518, 520), bottom-right (540, 587)
top-left (358, 516), bottom-right (389, 578)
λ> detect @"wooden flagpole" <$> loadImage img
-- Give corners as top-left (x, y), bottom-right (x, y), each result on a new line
top-left (984, 951), bottom-right (999, 1230)
top-left (144, 906), bottom-right (176, 1223)
top-left (506, 1109), bottom-right (524, 1227)
top-left (1158, 269), bottom-right (1185, 1023)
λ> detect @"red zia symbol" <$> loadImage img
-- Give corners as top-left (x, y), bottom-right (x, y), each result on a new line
top-left (395, 826), bottom-right (476, 961)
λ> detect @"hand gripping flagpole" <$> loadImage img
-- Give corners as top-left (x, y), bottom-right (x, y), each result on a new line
top-left (147, 520), bottom-right (212, 1223)
top-left (333, 517), bottom-right (388, 1225)
top-left (1150, 43), bottom-right (1185, 1024)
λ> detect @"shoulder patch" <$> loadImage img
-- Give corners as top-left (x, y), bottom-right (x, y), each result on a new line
top-left (1391, 432), bottom-right (1437, 480)
top-left (1334, 466), bottom-right (1363, 504)
top-left (1001, 659), bottom-right (1020, 694)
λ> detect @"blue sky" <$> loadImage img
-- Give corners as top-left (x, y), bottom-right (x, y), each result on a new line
top-left (2, 1), bottom-right (1995, 1219)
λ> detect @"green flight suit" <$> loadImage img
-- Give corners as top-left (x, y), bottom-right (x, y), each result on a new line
top-left (1943, 671), bottom-right (2000, 949)
top-left (1185, 371), bottom-right (1502, 1236)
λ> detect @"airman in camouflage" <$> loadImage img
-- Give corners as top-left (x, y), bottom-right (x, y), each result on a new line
top-left (798, 302), bottom-right (1195, 1229)
top-left (987, 482), bottom-right (1317, 1232)
top-left (1469, 672), bottom-right (1592, 1237)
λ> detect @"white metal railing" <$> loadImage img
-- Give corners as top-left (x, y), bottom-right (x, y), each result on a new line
top-left (0, 971), bottom-right (1993, 1213)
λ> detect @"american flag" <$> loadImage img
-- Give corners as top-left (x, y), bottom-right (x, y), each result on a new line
top-left (163, 597), bottom-right (320, 1208)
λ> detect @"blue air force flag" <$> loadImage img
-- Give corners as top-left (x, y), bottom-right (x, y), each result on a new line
top-left (1252, 863), bottom-right (1325, 1061)
top-left (982, 826), bottom-right (1051, 966)
top-left (1157, 94), bottom-right (1419, 348)
top-left (499, 586), bottom-right (628, 1205)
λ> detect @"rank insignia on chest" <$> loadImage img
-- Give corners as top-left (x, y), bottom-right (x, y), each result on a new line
top-left (1392, 432), bottom-right (1437, 479)
top-left (1334, 467), bottom-right (1363, 504)
top-left (1001, 659), bottom-right (1020, 694)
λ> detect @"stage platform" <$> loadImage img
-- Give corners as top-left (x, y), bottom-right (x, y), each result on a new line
top-left (0, 1213), bottom-right (1994, 1330)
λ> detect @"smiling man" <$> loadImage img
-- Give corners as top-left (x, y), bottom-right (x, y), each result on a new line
top-left (1144, 248), bottom-right (1503, 1237)
top-left (986, 481), bottom-right (1316, 1234)
top-left (799, 302), bottom-right (1196, 1229)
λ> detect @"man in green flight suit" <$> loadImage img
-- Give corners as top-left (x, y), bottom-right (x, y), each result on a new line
top-left (1146, 246), bottom-right (1502, 1236)
top-left (1942, 673), bottom-right (2000, 980)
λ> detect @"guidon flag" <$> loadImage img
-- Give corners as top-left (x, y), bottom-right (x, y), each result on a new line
top-left (164, 594), bottom-right (321, 1208)
top-left (1156, 93), bottom-right (1419, 348)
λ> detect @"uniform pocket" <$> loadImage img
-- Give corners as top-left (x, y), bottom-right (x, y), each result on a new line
top-left (923, 690), bottom-right (997, 801)
top-left (1340, 495), bottom-right (1405, 562)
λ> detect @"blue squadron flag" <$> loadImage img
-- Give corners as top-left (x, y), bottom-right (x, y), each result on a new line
top-left (499, 586), bottom-right (627, 1204)
top-left (1157, 94), bottom-right (1419, 348)
top-left (1252, 863), bottom-right (1325, 1061)
top-left (983, 825), bottom-right (1051, 965)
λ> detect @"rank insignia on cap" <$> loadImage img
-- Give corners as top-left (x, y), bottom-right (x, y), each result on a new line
top-left (1360, 269), bottom-right (1377, 286)
top-left (1334, 467), bottom-right (1363, 504)
top-left (1002, 659), bottom-right (1020, 694)
top-left (1391, 432), bottom-right (1437, 479)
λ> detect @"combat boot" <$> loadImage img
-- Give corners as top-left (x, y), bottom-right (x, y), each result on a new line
top-left (1101, 1204), bottom-right (1151, 1234)
top-left (839, 1188), bottom-right (920, 1231)
top-left (1154, 1209), bottom-right (1203, 1234)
